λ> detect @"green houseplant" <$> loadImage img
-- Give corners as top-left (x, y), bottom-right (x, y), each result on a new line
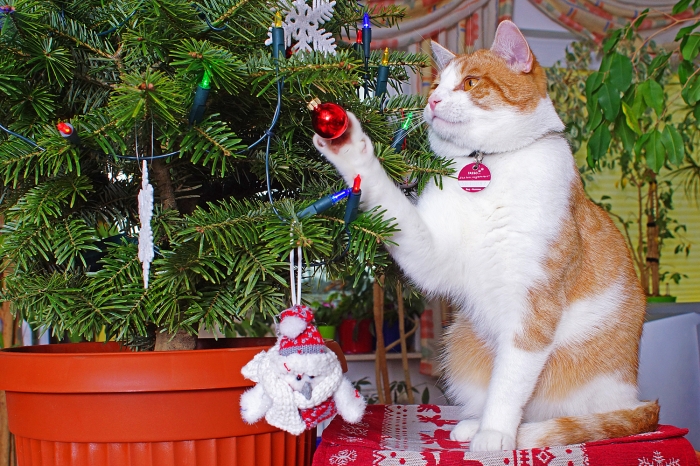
top-left (582, 3), bottom-right (700, 297)
top-left (311, 300), bottom-right (342, 339)
top-left (546, 11), bottom-right (698, 299)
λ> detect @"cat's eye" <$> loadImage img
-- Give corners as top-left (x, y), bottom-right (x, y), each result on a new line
top-left (464, 77), bottom-right (479, 91)
top-left (296, 374), bottom-right (302, 381)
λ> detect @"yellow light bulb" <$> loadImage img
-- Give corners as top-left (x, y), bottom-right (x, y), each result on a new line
top-left (381, 48), bottom-right (390, 66)
top-left (274, 11), bottom-right (283, 28)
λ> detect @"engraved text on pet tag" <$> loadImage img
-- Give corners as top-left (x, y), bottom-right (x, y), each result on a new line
top-left (458, 162), bottom-right (491, 192)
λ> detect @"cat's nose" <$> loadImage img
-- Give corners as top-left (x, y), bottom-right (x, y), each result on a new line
top-left (429, 96), bottom-right (441, 111)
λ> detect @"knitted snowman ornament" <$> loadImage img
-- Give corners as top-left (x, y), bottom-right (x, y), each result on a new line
top-left (240, 304), bottom-right (366, 435)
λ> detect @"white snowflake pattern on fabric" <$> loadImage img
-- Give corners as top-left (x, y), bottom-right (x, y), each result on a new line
top-left (329, 449), bottom-right (357, 465)
top-left (342, 424), bottom-right (368, 436)
top-left (137, 160), bottom-right (154, 289)
top-left (638, 451), bottom-right (681, 466)
top-left (266, 0), bottom-right (337, 54)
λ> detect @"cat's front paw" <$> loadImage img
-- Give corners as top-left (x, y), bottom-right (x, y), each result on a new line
top-left (450, 419), bottom-right (480, 441)
top-left (470, 429), bottom-right (516, 452)
top-left (313, 112), bottom-right (375, 182)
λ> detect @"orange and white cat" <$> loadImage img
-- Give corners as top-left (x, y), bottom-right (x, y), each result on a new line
top-left (313, 20), bottom-right (658, 452)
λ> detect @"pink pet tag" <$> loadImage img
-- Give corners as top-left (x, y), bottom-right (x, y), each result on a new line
top-left (458, 163), bottom-right (491, 192)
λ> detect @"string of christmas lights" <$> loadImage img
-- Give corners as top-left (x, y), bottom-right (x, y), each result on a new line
top-left (362, 13), bottom-right (372, 97)
top-left (94, 3), bottom-right (143, 36)
top-left (192, 3), bottom-right (228, 31)
top-left (0, 7), bottom-right (402, 244)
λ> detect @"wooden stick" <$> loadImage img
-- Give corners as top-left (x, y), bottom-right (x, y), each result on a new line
top-left (396, 282), bottom-right (414, 404)
top-left (373, 276), bottom-right (391, 404)
top-left (372, 279), bottom-right (384, 404)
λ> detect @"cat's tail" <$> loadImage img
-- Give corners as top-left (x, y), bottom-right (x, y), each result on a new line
top-left (516, 401), bottom-right (659, 449)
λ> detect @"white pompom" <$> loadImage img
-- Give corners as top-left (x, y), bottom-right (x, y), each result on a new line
top-left (279, 315), bottom-right (308, 338)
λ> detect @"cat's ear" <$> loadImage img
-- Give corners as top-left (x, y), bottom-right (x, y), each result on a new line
top-left (491, 20), bottom-right (534, 73)
top-left (431, 41), bottom-right (456, 70)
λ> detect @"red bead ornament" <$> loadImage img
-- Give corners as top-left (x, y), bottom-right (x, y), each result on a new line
top-left (308, 98), bottom-right (348, 139)
top-left (56, 122), bottom-right (74, 136)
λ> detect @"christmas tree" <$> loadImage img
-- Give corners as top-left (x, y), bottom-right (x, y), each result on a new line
top-left (0, 0), bottom-right (445, 348)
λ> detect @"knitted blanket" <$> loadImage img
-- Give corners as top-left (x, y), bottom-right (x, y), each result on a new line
top-left (314, 405), bottom-right (699, 466)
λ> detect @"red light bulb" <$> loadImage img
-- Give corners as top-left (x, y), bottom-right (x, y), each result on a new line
top-left (308, 99), bottom-right (348, 139)
top-left (56, 122), bottom-right (73, 136)
top-left (352, 175), bottom-right (361, 193)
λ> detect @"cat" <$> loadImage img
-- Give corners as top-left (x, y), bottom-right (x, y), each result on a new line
top-left (312, 20), bottom-right (659, 452)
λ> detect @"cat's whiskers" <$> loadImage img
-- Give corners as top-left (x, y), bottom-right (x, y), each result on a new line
top-left (390, 113), bottom-right (427, 137)
top-left (404, 119), bottom-right (425, 137)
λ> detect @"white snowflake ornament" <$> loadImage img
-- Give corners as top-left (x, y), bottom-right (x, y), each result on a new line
top-left (137, 160), bottom-right (154, 289)
top-left (266, 0), bottom-right (337, 55)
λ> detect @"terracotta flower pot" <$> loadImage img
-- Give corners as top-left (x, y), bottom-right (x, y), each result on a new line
top-left (0, 337), bottom-right (342, 466)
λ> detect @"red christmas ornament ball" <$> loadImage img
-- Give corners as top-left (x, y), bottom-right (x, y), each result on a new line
top-left (311, 102), bottom-right (348, 139)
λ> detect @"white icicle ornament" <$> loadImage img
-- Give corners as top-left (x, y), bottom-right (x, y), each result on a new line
top-left (137, 160), bottom-right (154, 289)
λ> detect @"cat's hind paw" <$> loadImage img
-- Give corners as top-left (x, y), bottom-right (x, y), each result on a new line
top-left (469, 429), bottom-right (516, 452)
top-left (450, 419), bottom-right (480, 442)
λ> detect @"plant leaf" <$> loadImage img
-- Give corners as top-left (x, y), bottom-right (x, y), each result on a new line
top-left (621, 101), bottom-right (642, 135)
top-left (675, 20), bottom-right (700, 41)
top-left (634, 133), bottom-right (651, 160)
top-left (673, 0), bottom-right (692, 14)
top-left (596, 82), bottom-right (621, 121)
top-left (678, 60), bottom-right (695, 85)
top-left (615, 114), bottom-right (637, 154)
top-left (588, 125), bottom-right (611, 168)
top-left (586, 72), bottom-right (605, 96)
top-left (603, 29), bottom-right (623, 54)
top-left (645, 130), bottom-right (665, 172)
top-left (681, 33), bottom-right (700, 61)
top-left (632, 10), bottom-right (649, 29)
top-left (681, 75), bottom-right (700, 105)
top-left (608, 53), bottom-right (633, 92)
top-left (642, 80), bottom-right (664, 116)
top-left (661, 125), bottom-right (685, 166)
top-left (422, 387), bottom-right (430, 404)
top-left (647, 52), bottom-right (671, 77)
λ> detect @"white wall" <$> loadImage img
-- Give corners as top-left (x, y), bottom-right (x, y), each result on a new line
top-left (639, 309), bottom-right (700, 449)
top-left (512, 0), bottom-right (578, 67)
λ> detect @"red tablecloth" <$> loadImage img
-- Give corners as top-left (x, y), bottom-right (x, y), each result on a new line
top-left (314, 404), bottom-right (699, 466)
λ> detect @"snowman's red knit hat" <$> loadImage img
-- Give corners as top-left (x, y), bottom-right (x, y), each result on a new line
top-left (278, 305), bottom-right (328, 356)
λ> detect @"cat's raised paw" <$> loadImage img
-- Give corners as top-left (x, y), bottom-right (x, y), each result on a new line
top-left (312, 111), bottom-right (377, 184)
top-left (469, 430), bottom-right (515, 452)
top-left (450, 419), bottom-right (480, 441)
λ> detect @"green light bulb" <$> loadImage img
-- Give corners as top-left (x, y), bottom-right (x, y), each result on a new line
top-left (402, 112), bottom-right (413, 130)
top-left (199, 71), bottom-right (211, 89)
